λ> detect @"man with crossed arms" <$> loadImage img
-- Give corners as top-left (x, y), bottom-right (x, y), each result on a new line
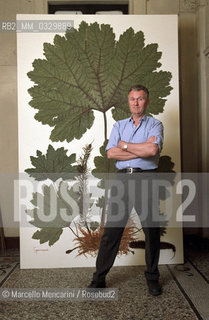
top-left (89, 84), bottom-right (163, 296)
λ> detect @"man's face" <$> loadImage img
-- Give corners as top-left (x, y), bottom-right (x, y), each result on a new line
top-left (128, 89), bottom-right (149, 118)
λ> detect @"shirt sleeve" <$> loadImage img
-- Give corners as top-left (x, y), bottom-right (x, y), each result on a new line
top-left (148, 120), bottom-right (164, 153)
top-left (105, 122), bottom-right (121, 151)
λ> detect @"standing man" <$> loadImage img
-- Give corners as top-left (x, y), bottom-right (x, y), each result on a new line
top-left (89, 85), bottom-right (163, 296)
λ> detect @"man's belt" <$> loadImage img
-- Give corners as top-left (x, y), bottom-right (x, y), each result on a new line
top-left (118, 167), bottom-right (157, 174)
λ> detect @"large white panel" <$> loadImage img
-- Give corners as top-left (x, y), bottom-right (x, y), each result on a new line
top-left (17, 14), bottom-right (183, 268)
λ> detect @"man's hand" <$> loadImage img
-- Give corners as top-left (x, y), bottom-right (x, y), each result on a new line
top-left (117, 140), bottom-right (126, 150)
top-left (146, 136), bottom-right (157, 143)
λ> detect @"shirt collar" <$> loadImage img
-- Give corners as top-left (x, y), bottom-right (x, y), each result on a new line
top-left (129, 115), bottom-right (147, 123)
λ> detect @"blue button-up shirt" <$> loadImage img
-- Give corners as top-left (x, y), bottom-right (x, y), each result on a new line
top-left (106, 115), bottom-right (163, 170)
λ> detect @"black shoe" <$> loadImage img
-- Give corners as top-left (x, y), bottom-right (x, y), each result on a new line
top-left (88, 281), bottom-right (106, 288)
top-left (146, 280), bottom-right (162, 296)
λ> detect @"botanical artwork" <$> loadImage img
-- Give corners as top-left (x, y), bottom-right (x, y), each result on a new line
top-left (24, 21), bottom-right (177, 260)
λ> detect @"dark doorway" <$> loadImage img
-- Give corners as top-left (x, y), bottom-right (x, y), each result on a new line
top-left (48, 3), bottom-right (128, 14)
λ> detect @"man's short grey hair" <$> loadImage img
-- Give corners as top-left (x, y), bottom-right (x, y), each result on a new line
top-left (128, 85), bottom-right (149, 99)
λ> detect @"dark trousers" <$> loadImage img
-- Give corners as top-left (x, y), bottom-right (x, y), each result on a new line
top-left (93, 172), bottom-right (161, 283)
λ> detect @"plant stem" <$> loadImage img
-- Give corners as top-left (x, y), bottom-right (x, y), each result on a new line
top-left (101, 111), bottom-right (110, 227)
top-left (103, 111), bottom-right (107, 145)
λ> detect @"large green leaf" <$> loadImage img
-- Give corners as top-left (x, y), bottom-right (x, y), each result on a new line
top-left (26, 181), bottom-right (79, 246)
top-left (157, 155), bottom-right (176, 200)
top-left (25, 144), bottom-right (77, 181)
top-left (28, 21), bottom-right (172, 142)
top-left (92, 142), bottom-right (117, 174)
top-left (157, 155), bottom-right (175, 173)
top-left (92, 142), bottom-right (117, 189)
top-left (32, 228), bottom-right (63, 246)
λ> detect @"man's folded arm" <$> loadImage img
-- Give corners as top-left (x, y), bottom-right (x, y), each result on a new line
top-left (123, 141), bottom-right (159, 157)
top-left (107, 147), bottom-right (138, 160)
top-left (116, 136), bottom-right (159, 158)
